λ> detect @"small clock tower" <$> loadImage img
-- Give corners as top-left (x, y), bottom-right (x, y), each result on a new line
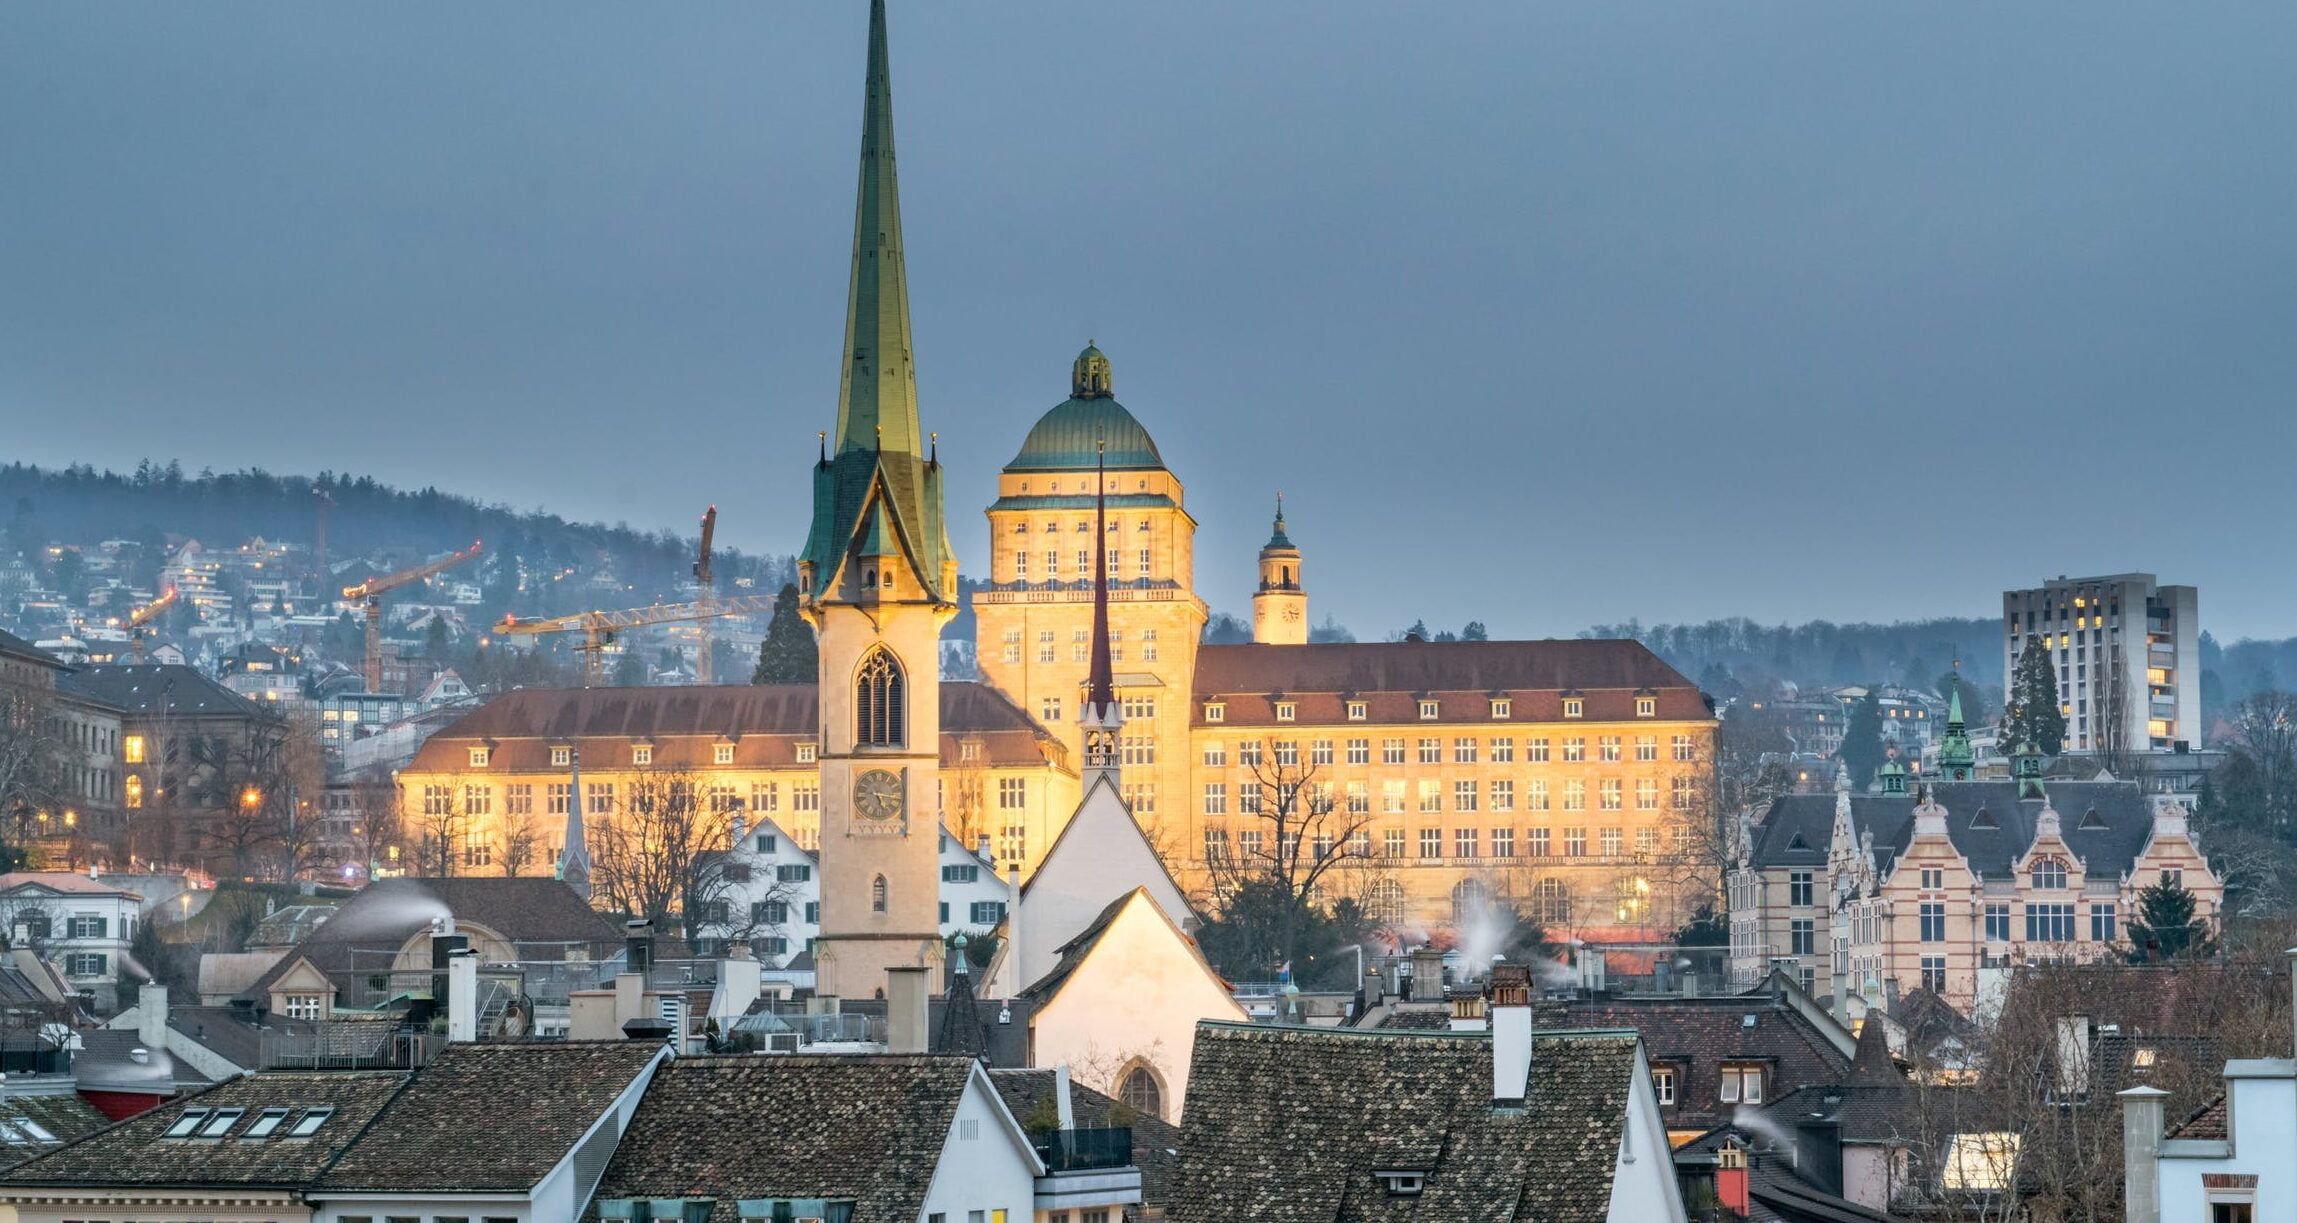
top-left (794, 0), bottom-right (957, 1001)
top-left (1252, 496), bottom-right (1308, 645)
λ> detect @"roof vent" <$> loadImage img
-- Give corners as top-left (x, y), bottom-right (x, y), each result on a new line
top-left (128, 1047), bottom-right (150, 1064)
top-left (2079, 808), bottom-right (2107, 830)
top-left (1970, 808), bottom-right (1998, 830)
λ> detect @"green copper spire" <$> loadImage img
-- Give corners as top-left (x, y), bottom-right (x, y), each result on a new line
top-left (799, 0), bottom-right (955, 604)
top-left (834, 0), bottom-right (920, 460)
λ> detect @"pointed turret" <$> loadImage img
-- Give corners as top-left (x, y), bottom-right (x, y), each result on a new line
top-left (1937, 676), bottom-right (1976, 781)
top-left (1080, 443), bottom-right (1122, 786)
top-left (798, 0), bottom-right (955, 607)
top-left (557, 745), bottom-right (591, 901)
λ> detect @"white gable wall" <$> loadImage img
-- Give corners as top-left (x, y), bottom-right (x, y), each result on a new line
top-left (1015, 775), bottom-right (1190, 991)
top-left (917, 1068), bottom-right (1040, 1223)
top-left (1605, 1043), bottom-right (1689, 1223)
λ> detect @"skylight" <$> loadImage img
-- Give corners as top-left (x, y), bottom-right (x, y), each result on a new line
top-left (199, 1108), bottom-right (245, 1138)
top-left (287, 1106), bottom-right (334, 1137)
top-left (162, 1109), bottom-right (210, 1138)
top-left (0, 1122), bottom-right (25, 1146)
top-left (244, 1107), bottom-right (290, 1138)
top-left (11, 1118), bottom-right (56, 1143)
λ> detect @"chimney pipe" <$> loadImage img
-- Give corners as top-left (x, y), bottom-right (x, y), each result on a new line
top-left (624, 918), bottom-right (655, 978)
top-left (446, 949), bottom-right (478, 1042)
top-left (431, 917), bottom-right (468, 1012)
top-left (1487, 962), bottom-right (1532, 1109)
top-left (138, 982), bottom-right (169, 1049)
top-left (886, 966), bottom-right (928, 1055)
top-left (1004, 861), bottom-right (1023, 996)
top-left (2119, 1085), bottom-right (2168, 1223)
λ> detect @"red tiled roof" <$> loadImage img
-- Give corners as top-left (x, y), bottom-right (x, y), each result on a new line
top-left (2167, 1093), bottom-right (2227, 1140)
top-left (1192, 640), bottom-right (1709, 727)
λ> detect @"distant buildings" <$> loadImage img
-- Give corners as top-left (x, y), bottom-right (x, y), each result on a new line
top-left (2002, 573), bottom-right (2200, 754)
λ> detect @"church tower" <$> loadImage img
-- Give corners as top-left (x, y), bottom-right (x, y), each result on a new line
top-left (795, 0), bottom-right (956, 1001)
top-left (1251, 496), bottom-right (1307, 645)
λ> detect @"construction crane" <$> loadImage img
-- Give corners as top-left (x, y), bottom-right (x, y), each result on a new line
top-left (125, 588), bottom-right (179, 662)
top-left (495, 593), bottom-right (776, 688)
top-left (692, 506), bottom-right (717, 684)
top-left (342, 541), bottom-right (483, 692)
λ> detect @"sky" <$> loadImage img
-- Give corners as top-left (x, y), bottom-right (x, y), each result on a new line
top-left (5, 3), bottom-right (2296, 640)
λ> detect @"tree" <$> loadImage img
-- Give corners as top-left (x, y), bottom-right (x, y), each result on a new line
top-left (0, 681), bottom-right (65, 871)
top-left (611, 648), bottom-right (647, 687)
top-left (1836, 688), bottom-right (1885, 788)
top-left (2126, 874), bottom-right (2213, 961)
top-left (751, 584), bottom-right (818, 684)
top-left (1200, 613), bottom-right (1251, 645)
top-left (1192, 736), bottom-right (1381, 986)
top-left (350, 775), bottom-right (406, 877)
top-left (1307, 614), bottom-right (1355, 644)
top-left (1460, 621), bottom-right (1489, 642)
top-left (588, 765), bottom-right (735, 942)
top-left (2091, 649), bottom-right (2140, 778)
top-left (424, 616), bottom-right (450, 660)
top-left (2002, 634), bottom-right (2067, 756)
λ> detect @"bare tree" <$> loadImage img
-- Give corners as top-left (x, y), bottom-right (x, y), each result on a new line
top-left (407, 771), bottom-right (468, 878)
top-left (0, 680), bottom-right (66, 869)
top-left (1195, 736), bottom-right (1379, 982)
top-left (349, 773), bottom-right (405, 877)
top-left (498, 808), bottom-right (541, 877)
top-left (2093, 651), bottom-right (2142, 781)
top-left (589, 765), bottom-right (735, 941)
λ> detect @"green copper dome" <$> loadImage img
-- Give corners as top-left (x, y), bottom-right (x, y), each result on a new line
top-left (1005, 345), bottom-right (1168, 472)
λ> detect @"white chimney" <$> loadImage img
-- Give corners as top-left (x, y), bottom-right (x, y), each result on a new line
top-left (447, 949), bottom-right (478, 1042)
top-left (1003, 861), bottom-right (1023, 997)
top-left (2120, 1085), bottom-right (2168, 1223)
top-left (886, 966), bottom-right (928, 1055)
top-left (710, 946), bottom-right (763, 1026)
top-left (1488, 962), bottom-right (1533, 1109)
top-left (138, 983), bottom-right (169, 1049)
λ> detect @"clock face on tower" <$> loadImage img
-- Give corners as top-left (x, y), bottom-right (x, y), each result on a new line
top-left (852, 768), bottom-right (905, 822)
top-left (1283, 605), bottom-right (1302, 621)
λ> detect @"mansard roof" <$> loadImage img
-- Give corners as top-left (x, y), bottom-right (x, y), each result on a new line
top-left (1192, 639), bottom-right (1710, 726)
top-left (1748, 781), bottom-right (2169, 882)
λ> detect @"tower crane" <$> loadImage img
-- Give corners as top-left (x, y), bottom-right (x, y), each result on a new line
top-left (125, 588), bottom-right (179, 662)
top-left (692, 506), bottom-right (717, 684)
top-left (342, 541), bottom-right (483, 692)
top-left (494, 593), bottom-right (776, 688)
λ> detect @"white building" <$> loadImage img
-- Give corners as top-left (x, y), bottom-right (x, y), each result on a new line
top-left (0, 873), bottom-right (143, 1010)
top-left (2003, 574), bottom-right (2200, 753)
top-left (693, 816), bottom-right (1017, 965)
top-left (2121, 949), bottom-right (2297, 1223)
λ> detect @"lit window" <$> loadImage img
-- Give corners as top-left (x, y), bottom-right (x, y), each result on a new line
top-left (1275, 702), bottom-right (1296, 722)
top-left (796, 744), bottom-right (816, 764)
top-left (1636, 696), bottom-right (1656, 717)
top-left (714, 744), bottom-right (736, 765)
top-left (1347, 701), bottom-right (1367, 721)
top-left (632, 744), bottom-right (652, 766)
top-left (1418, 700), bottom-right (1440, 720)
top-left (1652, 1066), bottom-right (1676, 1106)
top-left (551, 746), bottom-right (571, 767)
top-left (123, 735), bottom-right (146, 764)
top-left (1204, 703), bottom-right (1225, 723)
top-left (1563, 698), bottom-right (1583, 719)
top-left (1941, 1133), bottom-right (2020, 1191)
top-left (468, 747), bottom-right (490, 768)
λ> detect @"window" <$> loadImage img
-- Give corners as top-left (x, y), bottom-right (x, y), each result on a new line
top-left (1382, 780), bottom-right (1406, 813)
top-left (1311, 739), bottom-right (1334, 766)
top-left (463, 834), bottom-right (493, 869)
top-left (1275, 740), bottom-right (1298, 767)
top-left (1599, 779), bottom-right (1622, 810)
top-left (1984, 902), bottom-right (2011, 941)
top-left (1454, 780), bottom-right (1478, 812)
top-left (1920, 867), bottom-right (1944, 890)
top-left (1240, 782), bottom-right (1263, 814)
top-left (1636, 696), bottom-right (1656, 717)
top-left (2090, 902), bottom-right (2117, 942)
top-left (1419, 828), bottom-right (1442, 858)
top-left (1493, 827), bottom-right (1515, 858)
top-left (1418, 779), bottom-right (1441, 812)
top-left (1529, 827), bottom-right (1550, 857)
top-left (2030, 858), bottom-right (2067, 889)
top-left (124, 734), bottom-right (145, 764)
top-left (1124, 782), bottom-right (1156, 813)
top-left (1275, 702), bottom-right (1297, 723)
top-left (999, 777), bottom-right (1027, 809)
top-left (1491, 779), bottom-right (1514, 811)
top-left (283, 993), bottom-right (324, 1021)
top-left (1563, 780), bottom-right (1585, 811)
top-left (776, 864), bottom-right (812, 883)
top-left (631, 744), bottom-right (652, 766)
top-left (796, 743), bottom-right (816, 764)
top-left (1490, 698), bottom-right (1511, 719)
top-left (1599, 736), bottom-right (1621, 763)
top-left (1119, 1066), bottom-right (1164, 1121)
top-left (1528, 779), bottom-right (1549, 811)
top-left (1490, 737), bottom-right (1514, 763)
top-left (1454, 738), bottom-right (1478, 764)
top-left (1919, 902), bottom-right (1946, 941)
top-left (714, 743), bottom-right (736, 765)
top-left (1239, 741), bottom-right (1263, 767)
top-left (871, 876), bottom-right (888, 912)
top-left (856, 649), bottom-right (905, 747)
top-left (1790, 869), bottom-right (1813, 907)
top-left (1652, 1066), bottom-right (1676, 1106)
top-left (1418, 738), bottom-right (1441, 765)
top-left (198, 1107), bottom-right (245, 1137)
top-left (1940, 1133), bottom-right (2021, 1191)
top-left (551, 745), bottom-right (572, 768)
top-left (1600, 826), bottom-right (1623, 857)
top-left (1790, 919), bottom-right (1814, 955)
top-left (1346, 738), bottom-right (1370, 765)
top-left (1203, 741), bottom-right (1226, 767)
top-left (1342, 699), bottom-right (1367, 721)
top-left (1635, 778), bottom-right (1658, 810)
top-left (1203, 784), bottom-right (1227, 815)
top-left (424, 785), bottom-right (453, 816)
top-left (1455, 828), bottom-right (1479, 858)
top-left (1528, 737), bottom-right (1550, 763)
top-left (163, 1109), bottom-right (211, 1138)
top-left (1204, 702), bottom-right (1225, 722)
top-left (1672, 776), bottom-right (1695, 811)
top-left (1563, 737), bottom-right (1585, 762)
top-left (1563, 698), bottom-right (1583, 719)
top-left (1673, 734), bottom-right (1696, 762)
top-left (125, 774), bottom-right (143, 808)
top-left (1635, 736), bottom-right (1657, 762)
top-left (506, 784), bottom-right (534, 816)
top-left (1922, 955), bottom-right (1947, 994)
top-left (1719, 1065), bottom-right (1763, 1104)
top-left (1383, 738), bottom-right (1406, 765)
top-left (1383, 829), bottom-right (1406, 858)
top-left (1564, 827), bottom-right (1586, 857)
top-left (462, 784), bottom-right (491, 816)
top-left (287, 1107), bottom-right (334, 1137)
top-left (971, 901), bottom-right (1006, 925)
top-left (65, 913), bottom-right (106, 939)
top-left (1418, 700), bottom-right (1440, 720)
top-left (63, 953), bottom-right (106, 977)
top-left (2025, 903), bottom-right (2075, 942)
top-left (468, 747), bottom-right (490, 768)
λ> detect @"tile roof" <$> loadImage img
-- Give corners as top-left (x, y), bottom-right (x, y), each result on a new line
top-left (1172, 1022), bottom-right (1641, 1222)
top-left (1192, 640), bottom-right (1710, 726)
top-left (241, 876), bottom-right (620, 1002)
top-left (0, 1095), bottom-right (111, 1170)
top-left (1750, 781), bottom-right (2168, 879)
top-left (590, 1054), bottom-right (988, 1222)
top-left (316, 1040), bottom-right (664, 1193)
top-left (406, 681), bottom-right (1061, 773)
top-left (2165, 1093), bottom-right (2226, 1139)
top-left (1564, 993), bottom-right (1854, 1135)
top-left (0, 1071), bottom-right (404, 1188)
top-left (56, 663), bottom-right (273, 719)
top-left (74, 1029), bottom-right (215, 1093)
top-left (991, 1069), bottom-right (1179, 1211)
top-left (0, 872), bottom-right (142, 899)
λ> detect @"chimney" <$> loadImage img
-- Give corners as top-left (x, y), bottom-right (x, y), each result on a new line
top-left (624, 919), bottom-right (655, 978)
top-left (1716, 1144), bottom-right (1751, 1216)
top-left (710, 943), bottom-right (763, 1026)
top-left (886, 966), bottom-right (928, 1054)
top-left (138, 982), bottom-right (169, 1049)
top-left (1003, 861), bottom-right (1023, 995)
top-left (1487, 962), bottom-right (1532, 1109)
top-left (446, 949), bottom-right (478, 1042)
top-left (1409, 945), bottom-right (1444, 1002)
top-left (2119, 1085), bottom-right (2168, 1223)
top-left (430, 915), bottom-right (467, 1013)
top-left (731, 811), bottom-right (748, 848)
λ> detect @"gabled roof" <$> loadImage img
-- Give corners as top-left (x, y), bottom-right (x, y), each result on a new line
top-left (241, 877), bottom-right (619, 1002)
top-left (0, 1071), bottom-right (404, 1188)
top-left (589, 1054), bottom-right (1006, 1221)
top-left (1569, 992), bottom-right (1854, 1134)
top-left (1193, 639), bottom-right (1710, 725)
top-left (0, 629), bottom-right (62, 670)
top-left (1750, 781), bottom-right (2167, 880)
top-left (1021, 887), bottom-right (1229, 1010)
top-left (0, 872), bottom-right (142, 900)
top-left (316, 1041), bottom-right (665, 1193)
top-left (1174, 1023), bottom-right (1643, 1222)
top-left (56, 663), bottom-right (272, 719)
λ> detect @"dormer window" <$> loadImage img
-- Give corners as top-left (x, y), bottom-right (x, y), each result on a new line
top-left (1563, 698), bottom-right (1584, 719)
top-left (1275, 702), bottom-right (1297, 722)
top-left (1490, 699), bottom-right (1511, 719)
top-left (1347, 701), bottom-right (1368, 721)
top-left (797, 744), bottom-right (817, 764)
top-left (1374, 1170), bottom-right (1427, 1197)
top-left (714, 744), bottom-right (736, 765)
top-left (632, 744), bottom-right (653, 767)
top-left (2031, 858), bottom-right (2067, 890)
top-left (1205, 702), bottom-right (1226, 723)
top-left (1636, 696), bottom-right (1657, 718)
top-left (468, 747), bottom-right (490, 768)
top-left (551, 746), bottom-right (572, 768)
top-left (1418, 700), bottom-right (1440, 720)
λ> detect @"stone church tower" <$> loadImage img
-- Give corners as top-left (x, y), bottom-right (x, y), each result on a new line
top-left (1251, 497), bottom-right (1307, 644)
top-left (794, 0), bottom-right (957, 1001)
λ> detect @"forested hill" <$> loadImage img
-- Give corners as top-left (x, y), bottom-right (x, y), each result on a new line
top-left (1582, 616), bottom-right (2006, 695)
top-left (0, 461), bottom-right (793, 608)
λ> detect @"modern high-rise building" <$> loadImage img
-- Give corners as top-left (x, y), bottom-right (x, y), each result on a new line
top-left (2001, 574), bottom-right (2200, 753)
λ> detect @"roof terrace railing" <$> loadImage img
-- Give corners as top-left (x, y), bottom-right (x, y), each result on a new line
top-left (1037, 1127), bottom-right (1134, 1174)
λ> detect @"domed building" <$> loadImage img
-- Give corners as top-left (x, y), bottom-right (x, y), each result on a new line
top-left (973, 346), bottom-right (1208, 861)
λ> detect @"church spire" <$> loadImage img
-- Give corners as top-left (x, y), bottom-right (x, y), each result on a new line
top-left (1086, 442), bottom-right (1115, 716)
top-left (833, 0), bottom-right (920, 460)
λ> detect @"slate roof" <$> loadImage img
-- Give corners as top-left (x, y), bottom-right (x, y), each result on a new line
top-left (0, 629), bottom-right (62, 669)
top-left (589, 1054), bottom-right (992, 1222)
top-left (242, 876), bottom-right (620, 1002)
top-left (57, 663), bottom-right (273, 719)
top-left (316, 1041), bottom-right (663, 1192)
top-left (1172, 1022), bottom-right (1641, 1222)
top-left (1567, 993), bottom-right (1854, 1134)
top-left (0, 1071), bottom-right (403, 1188)
top-left (1750, 782), bottom-right (2166, 880)
top-left (74, 1028), bottom-right (215, 1093)
top-left (0, 1095), bottom-right (111, 1170)
top-left (1193, 639), bottom-right (1710, 726)
top-left (164, 1004), bottom-right (322, 1071)
top-left (406, 681), bottom-right (1060, 773)
top-left (2166, 1093), bottom-right (2227, 1139)
top-left (992, 1069), bottom-right (1178, 1213)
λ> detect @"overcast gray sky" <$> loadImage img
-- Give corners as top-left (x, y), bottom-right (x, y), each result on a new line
top-left (5, 3), bottom-right (2294, 639)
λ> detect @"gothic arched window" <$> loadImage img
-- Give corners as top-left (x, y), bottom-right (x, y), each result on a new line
top-left (856, 649), bottom-right (905, 747)
top-left (1368, 879), bottom-right (1407, 926)
top-left (871, 875), bottom-right (888, 913)
top-left (1118, 1063), bottom-right (1165, 1121)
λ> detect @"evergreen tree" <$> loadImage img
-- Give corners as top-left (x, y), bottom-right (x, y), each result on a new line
top-left (750, 584), bottom-right (818, 684)
top-left (2003, 635), bottom-right (2068, 755)
top-left (1460, 621), bottom-right (1489, 641)
top-left (1837, 688), bottom-right (1886, 788)
top-left (2126, 875), bottom-right (2212, 961)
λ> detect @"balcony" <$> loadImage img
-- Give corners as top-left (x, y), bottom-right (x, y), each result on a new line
top-left (1034, 1127), bottom-right (1141, 1215)
top-left (1038, 1127), bottom-right (1134, 1172)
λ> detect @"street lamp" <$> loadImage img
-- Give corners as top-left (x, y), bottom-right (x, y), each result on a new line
top-left (241, 786), bottom-right (262, 811)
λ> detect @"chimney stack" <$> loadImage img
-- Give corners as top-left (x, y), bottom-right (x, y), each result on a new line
top-left (2119, 1085), bottom-right (2168, 1223)
top-left (430, 915), bottom-right (467, 1017)
top-left (886, 966), bottom-right (928, 1054)
top-left (1003, 861), bottom-right (1023, 997)
top-left (1487, 962), bottom-right (1533, 1109)
top-left (1716, 1144), bottom-right (1751, 1216)
top-left (624, 919), bottom-right (655, 978)
top-left (138, 982), bottom-right (169, 1049)
top-left (446, 949), bottom-right (478, 1042)
top-left (710, 942), bottom-right (763, 1028)
top-left (1409, 945), bottom-right (1445, 1002)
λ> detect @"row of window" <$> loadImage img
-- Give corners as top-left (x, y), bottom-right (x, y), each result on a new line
top-left (1202, 696), bottom-right (1658, 723)
top-left (1203, 734), bottom-right (1700, 766)
top-left (1648, 1064), bottom-right (1765, 1107)
top-left (1203, 824), bottom-right (1691, 861)
top-left (1201, 776), bottom-right (1695, 815)
top-left (1816, 901), bottom-right (2124, 948)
